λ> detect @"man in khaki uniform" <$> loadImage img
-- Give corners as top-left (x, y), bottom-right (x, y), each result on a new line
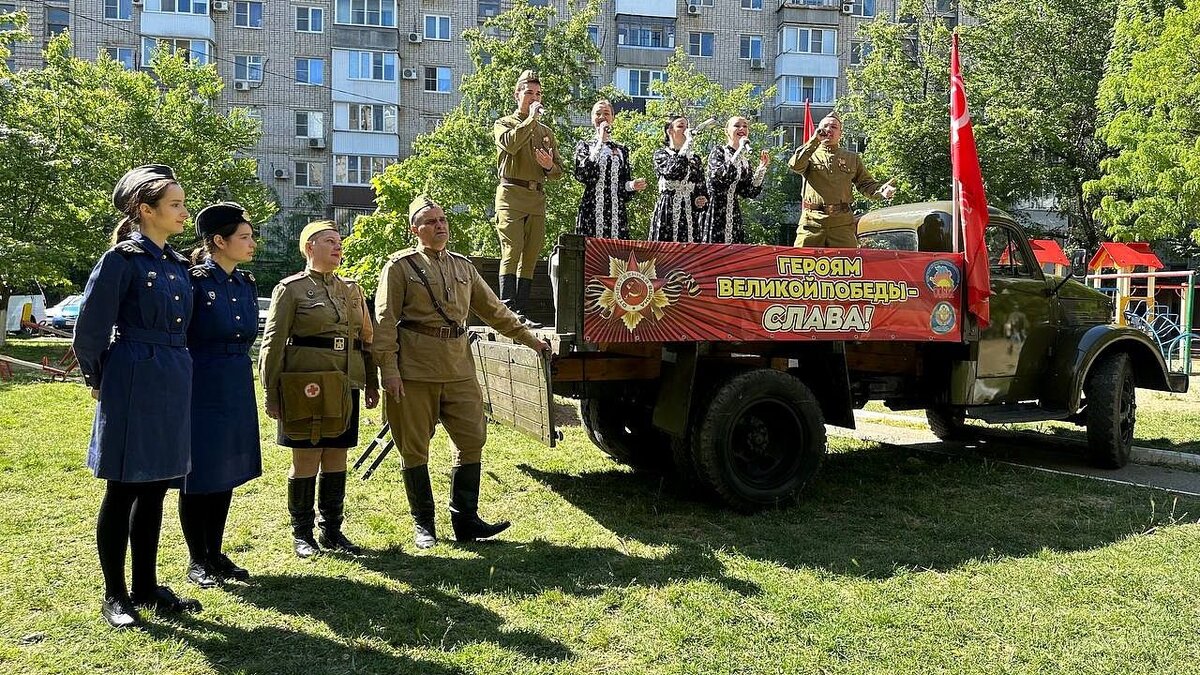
top-left (789, 114), bottom-right (897, 248)
top-left (374, 195), bottom-right (550, 549)
top-left (493, 69), bottom-right (563, 315)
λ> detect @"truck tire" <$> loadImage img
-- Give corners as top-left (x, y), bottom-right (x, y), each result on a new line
top-left (580, 398), bottom-right (670, 472)
top-left (926, 406), bottom-right (970, 441)
top-left (694, 369), bottom-right (826, 512)
top-left (1085, 352), bottom-right (1136, 469)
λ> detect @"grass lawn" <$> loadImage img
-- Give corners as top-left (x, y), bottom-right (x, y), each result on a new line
top-left (2, 339), bottom-right (1200, 673)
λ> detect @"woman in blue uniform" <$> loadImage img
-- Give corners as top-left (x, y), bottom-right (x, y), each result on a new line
top-left (177, 203), bottom-right (263, 588)
top-left (74, 165), bottom-right (201, 628)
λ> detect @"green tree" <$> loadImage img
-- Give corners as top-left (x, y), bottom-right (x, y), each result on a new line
top-left (1086, 0), bottom-right (1200, 248)
top-left (342, 0), bottom-right (603, 293)
top-left (845, 0), bottom-right (1117, 249)
top-left (0, 30), bottom-right (276, 303)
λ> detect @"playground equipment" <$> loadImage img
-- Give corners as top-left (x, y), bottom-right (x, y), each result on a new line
top-left (1087, 242), bottom-right (1165, 326)
top-left (1087, 267), bottom-right (1197, 376)
top-left (0, 321), bottom-right (78, 381)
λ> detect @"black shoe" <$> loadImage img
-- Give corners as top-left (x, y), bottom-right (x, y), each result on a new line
top-left (293, 531), bottom-right (321, 558)
top-left (101, 595), bottom-right (142, 628)
top-left (211, 553), bottom-right (250, 582)
top-left (449, 463), bottom-right (511, 542)
top-left (132, 585), bottom-right (201, 614)
top-left (186, 560), bottom-right (220, 589)
top-left (318, 527), bottom-right (362, 555)
top-left (413, 522), bottom-right (437, 549)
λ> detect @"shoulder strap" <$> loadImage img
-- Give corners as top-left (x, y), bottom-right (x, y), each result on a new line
top-left (404, 257), bottom-right (459, 329)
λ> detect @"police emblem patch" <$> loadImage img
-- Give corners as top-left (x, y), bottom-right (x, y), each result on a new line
top-left (208, 290), bottom-right (216, 300)
top-left (304, 382), bottom-right (321, 398)
top-left (930, 302), bottom-right (957, 335)
top-left (924, 260), bottom-right (961, 298)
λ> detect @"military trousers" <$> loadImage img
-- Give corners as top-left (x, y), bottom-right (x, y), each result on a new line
top-left (793, 212), bottom-right (858, 248)
top-left (385, 378), bottom-right (486, 469)
top-left (495, 207), bottom-right (545, 279)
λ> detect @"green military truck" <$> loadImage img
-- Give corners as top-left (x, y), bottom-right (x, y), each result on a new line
top-left (471, 201), bottom-right (1188, 511)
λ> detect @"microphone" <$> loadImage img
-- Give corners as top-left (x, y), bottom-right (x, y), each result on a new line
top-left (693, 117), bottom-right (717, 132)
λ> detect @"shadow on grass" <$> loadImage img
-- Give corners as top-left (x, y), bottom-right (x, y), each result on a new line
top-left (516, 442), bottom-right (1200, 580)
top-left (146, 615), bottom-right (460, 674)
top-left (227, 573), bottom-right (571, 663)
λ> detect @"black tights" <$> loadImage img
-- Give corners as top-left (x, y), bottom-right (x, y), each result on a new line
top-left (96, 479), bottom-right (170, 600)
top-left (178, 490), bottom-right (234, 563)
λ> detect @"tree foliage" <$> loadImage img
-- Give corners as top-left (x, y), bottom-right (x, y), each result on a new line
top-left (1086, 0), bottom-right (1200, 250)
top-left (341, 0), bottom-right (604, 293)
top-left (845, 0), bottom-right (1116, 249)
top-left (0, 27), bottom-right (275, 297)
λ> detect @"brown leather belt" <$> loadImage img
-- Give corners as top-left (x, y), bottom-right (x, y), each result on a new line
top-left (501, 177), bottom-right (544, 192)
top-left (803, 201), bottom-right (851, 215)
top-left (399, 320), bottom-right (467, 339)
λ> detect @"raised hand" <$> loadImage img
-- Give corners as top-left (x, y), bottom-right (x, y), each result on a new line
top-left (534, 147), bottom-right (555, 170)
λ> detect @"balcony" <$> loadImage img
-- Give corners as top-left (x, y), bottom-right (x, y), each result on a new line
top-left (615, 0), bottom-right (676, 18)
top-left (615, 45), bottom-right (673, 68)
top-left (140, 5), bottom-right (214, 41)
top-left (777, 0), bottom-right (842, 27)
top-left (332, 131), bottom-right (399, 157)
top-left (774, 51), bottom-right (838, 78)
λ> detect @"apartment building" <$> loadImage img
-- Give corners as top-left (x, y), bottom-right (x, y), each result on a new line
top-left (4, 0), bottom-right (964, 231)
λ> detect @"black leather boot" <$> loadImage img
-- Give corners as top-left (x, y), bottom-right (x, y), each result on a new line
top-left (498, 273), bottom-right (517, 307)
top-left (513, 277), bottom-right (542, 328)
top-left (317, 471), bottom-right (362, 555)
top-left (449, 463), bottom-right (510, 542)
top-left (287, 476), bottom-right (321, 558)
top-left (402, 465), bottom-right (437, 549)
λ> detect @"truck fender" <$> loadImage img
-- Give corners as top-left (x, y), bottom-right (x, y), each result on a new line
top-left (1047, 325), bottom-right (1173, 411)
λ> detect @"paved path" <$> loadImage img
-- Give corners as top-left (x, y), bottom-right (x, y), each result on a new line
top-left (832, 411), bottom-right (1200, 497)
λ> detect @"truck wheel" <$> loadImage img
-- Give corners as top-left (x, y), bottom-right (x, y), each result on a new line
top-left (694, 369), bottom-right (826, 512)
top-left (580, 398), bottom-right (670, 471)
top-left (1085, 353), bottom-right (1136, 469)
top-left (926, 406), bottom-right (970, 441)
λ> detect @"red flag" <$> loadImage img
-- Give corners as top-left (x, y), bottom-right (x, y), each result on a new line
top-left (950, 33), bottom-right (991, 328)
top-left (803, 99), bottom-right (815, 139)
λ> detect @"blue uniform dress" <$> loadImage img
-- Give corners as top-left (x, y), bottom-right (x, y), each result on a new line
top-left (180, 260), bottom-right (263, 494)
top-left (74, 233), bottom-right (194, 483)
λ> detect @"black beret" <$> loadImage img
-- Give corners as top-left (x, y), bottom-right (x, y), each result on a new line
top-left (195, 202), bottom-right (252, 238)
top-left (112, 164), bottom-right (176, 211)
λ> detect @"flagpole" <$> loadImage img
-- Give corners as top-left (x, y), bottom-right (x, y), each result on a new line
top-left (952, 179), bottom-right (961, 252)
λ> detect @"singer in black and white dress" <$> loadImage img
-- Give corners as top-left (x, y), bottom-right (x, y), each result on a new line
top-left (704, 116), bottom-right (770, 244)
top-left (649, 116), bottom-right (709, 243)
top-left (573, 100), bottom-right (646, 239)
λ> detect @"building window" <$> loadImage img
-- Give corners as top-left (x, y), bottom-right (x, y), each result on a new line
top-left (424, 14), bottom-right (451, 40)
top-left (777, 75), bottom-right (835, 105)
top-left (295, 57), bottom-right (324, 85)
top-left (846, 0), bottom-right (876, 17)
top-left (850, 40), bottom-right (872, 66)
top-left (102, 47), bottom-right (136, 69)
top-left (779, 26), bottom-right (837, 55)
top-left (159, 0), bottom-right (208, 15)
top-left (334, 154), bottom-right (395, 186)
top-left (347, 50), bottom-right (396, 81)
top-left (234, 54), bottom-right (263, 82)
top-left (236, 106), bottom-right (262, 124)
top-left (687, 32), bottom-right (714, 58)
top-left (104, 0), bottom-right (131, 21)
top-left (0, 5), bottom-right (15, 31)
top-left (336, 103), bottom-right (397, 132)
top-left (295, 161), bottom-right (324, 188)
top-left (234, 1), bottom-right (263, 28)
top-left (423, 66), bottom-right (451, 93)
top-left (295, 111), bottom-right (325, 138)
top-left (478, 0), bottom-right (500, 19)
top-left (587, 24), bottom-right (600, 46)
top-left (616, 20), bottom-right (674, 49)
top-left (691, 0), bottom-right (714, 6)
top-left (739, 34), bottom-right (762, 60)
top-left (295, 6), bottom-right (323, 32)
top-left (626, 69), bottom-right (666, 98)
top-left (335, 0), bottom-right (395, 28)
top-left (935, 0), bottom-right (955, 11)
top-left (741, 0), bottom-right (762, 9)
top-left (142, 37), bottom-right (211, 67)
top-left (46, 7), bottom-right (69, 36)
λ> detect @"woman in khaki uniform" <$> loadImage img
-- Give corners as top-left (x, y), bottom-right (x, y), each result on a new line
top-left (259, 221), bottom-right (379, 557)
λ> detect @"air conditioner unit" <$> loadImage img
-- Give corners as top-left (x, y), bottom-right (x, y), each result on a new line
top-left (408, 32), bottom-right (422, 43)
top-left (233, 80), bottom-right (251, 91)
top-left (401, 68), bottom-right (418, 80)
top-left (273, 168), bottom-right (289, 179)
top-left (749, 58), bottom-right (763, 70)
top-left (308, 137), bottom-right (325, 149)
top-left (686, 5), bottom-right (700, 15)
top-left (841, 2), bottom-right (855, 14)
top-left (212, 0), bottom-right (229, 11)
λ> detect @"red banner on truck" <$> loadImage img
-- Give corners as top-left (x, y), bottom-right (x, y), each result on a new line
top-left (582, 239), bottom-right (964, 343)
